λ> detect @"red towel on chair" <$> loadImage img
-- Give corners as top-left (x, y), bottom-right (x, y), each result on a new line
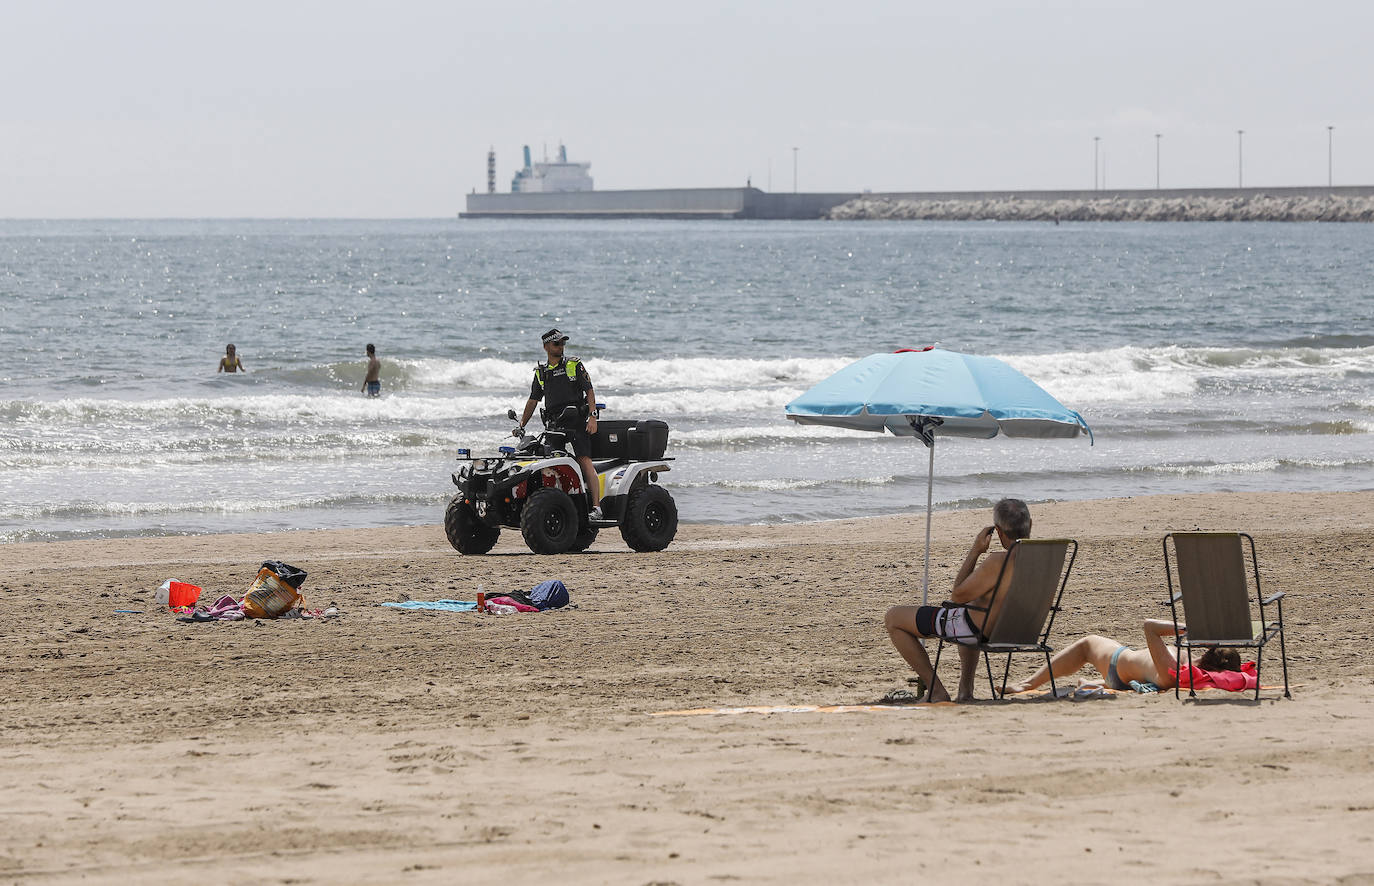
top-left (1172, 661), bottom-right (1259, 691)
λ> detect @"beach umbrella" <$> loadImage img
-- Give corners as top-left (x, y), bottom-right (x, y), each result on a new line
top-left (784, 347), bottom-right (1092, 603)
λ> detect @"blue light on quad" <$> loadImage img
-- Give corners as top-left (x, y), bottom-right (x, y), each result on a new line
top-left (457, 448), bottom-right (470, 457)
top-left (499, 446), bottom-right (515, 455)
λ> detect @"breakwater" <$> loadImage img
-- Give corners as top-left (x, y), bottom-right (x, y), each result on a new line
top-left (830, 189), bottom-right (1374, 222)
top-left (463, 185), bottom-right (1374, 221)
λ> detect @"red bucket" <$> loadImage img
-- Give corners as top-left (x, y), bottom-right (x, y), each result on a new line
top-left (157, 580), bottom-right (203, 608)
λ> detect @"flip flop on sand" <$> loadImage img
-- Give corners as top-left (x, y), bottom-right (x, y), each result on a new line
top-left (1071, 683), bottom-right (1113, 701)
top-left (876, 687), bottom-right (925, 705)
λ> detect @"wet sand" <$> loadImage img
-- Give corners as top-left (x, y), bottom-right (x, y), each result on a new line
top-left (2, 491), bottom-right (1372, 884)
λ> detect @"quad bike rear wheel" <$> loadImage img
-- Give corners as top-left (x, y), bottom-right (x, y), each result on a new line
top-left (445, 494), bottom-right (500, 555)
top-left (620, 485), bottom-right (678, 552)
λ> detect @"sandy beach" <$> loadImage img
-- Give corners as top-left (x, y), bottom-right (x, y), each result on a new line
top-left (3, 490), bottom-right (1373, 884)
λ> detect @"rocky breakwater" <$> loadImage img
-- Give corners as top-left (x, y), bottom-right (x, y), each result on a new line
top-left (829, 193), bottom-right (1374, 222)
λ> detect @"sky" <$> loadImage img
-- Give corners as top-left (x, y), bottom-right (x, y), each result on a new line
top-left (3, 0), bottom-right (1372, 217)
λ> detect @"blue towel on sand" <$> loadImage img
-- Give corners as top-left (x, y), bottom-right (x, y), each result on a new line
top-left (381, 599), bottom-right (477, 612)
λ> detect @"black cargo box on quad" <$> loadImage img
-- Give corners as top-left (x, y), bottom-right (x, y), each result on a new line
top-left (590, 419), bottom-right (669, 460)
top-left (590, 420), bottom-right (636, 458)
top-left (629, 420), bottom-right (669, 460)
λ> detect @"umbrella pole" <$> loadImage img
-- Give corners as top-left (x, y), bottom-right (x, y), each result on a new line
top-left (922, 436), bottom-right (934, 606)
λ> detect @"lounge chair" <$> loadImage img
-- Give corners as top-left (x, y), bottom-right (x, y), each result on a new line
top-left (1163, 532), bottom-right (1290, 701)
top-left (926, 538), bottom-right (1078, 701)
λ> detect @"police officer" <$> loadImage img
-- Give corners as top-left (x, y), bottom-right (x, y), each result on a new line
top-left (515, 328), bottom-right (603, 519)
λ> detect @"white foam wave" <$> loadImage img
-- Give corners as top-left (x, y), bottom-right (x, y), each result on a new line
top-left (1, 491), bottom-right (444, 520)
top-left (1147, 459), bottom-right (1282, 477)
top-left (2, 387), bottom-right (810, 426)
top-left (4, 345), bottom-right (1370, 442)
top-left (395, 355), bottom-right (858, 391)
top-left (673, 475), bottom-right (897, 492)
top-left (1282, 455), bottom-right (1374, 469)
top-left (1141, 454), bottom-right (1374, 477)
top-left (1002, 344), bottom-right (1374, 405)
top-left (0, 419), bottom-right (880, 463)
top-left (671, 423), bottom-right (876, 445)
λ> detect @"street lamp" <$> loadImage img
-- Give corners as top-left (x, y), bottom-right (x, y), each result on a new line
top-left (1093, 136), bottom-right (1100, 190)
top-left (1328, 125), bottom-right (1335, 188)
top-left (792, 146), bottom-right (798, 194)
top-left (1237, 129), bottom-right (1244, 188)
top-left (1155, 133), bottom-right (1162, 190)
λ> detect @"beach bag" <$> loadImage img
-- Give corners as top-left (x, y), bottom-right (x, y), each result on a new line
top-left (528, 580), bottom-right (569, 610)
top-left (242, 560), bottom-right (308, 619)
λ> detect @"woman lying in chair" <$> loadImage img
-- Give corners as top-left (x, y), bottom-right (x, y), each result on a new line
top-left (1005, 618), bottom-right (1241, 694)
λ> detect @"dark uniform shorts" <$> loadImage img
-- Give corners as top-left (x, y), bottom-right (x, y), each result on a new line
top-left (565, 427), bottom-right (592, 458)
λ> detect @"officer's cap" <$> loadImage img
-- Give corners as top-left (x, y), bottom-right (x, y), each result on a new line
top-left (541, 328), bottom-right (570, 345)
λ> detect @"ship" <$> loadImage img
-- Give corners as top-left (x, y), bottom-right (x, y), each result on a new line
top-left (510, 143), bottom-right (593, 193)
top-left (464, 143), bottom-right (857, 219)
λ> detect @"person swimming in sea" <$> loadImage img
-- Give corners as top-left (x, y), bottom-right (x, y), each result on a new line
top-left (218, 343), bottom-right (245, 373)
top-left (361, 343), bottom-right (381, 397)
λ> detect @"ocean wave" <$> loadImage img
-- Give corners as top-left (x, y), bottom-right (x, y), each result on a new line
top-left (672, 475), bottom-right (900, 492)
top-left (1001, 344), bottom-right (1374, 404)
top-left (0, 490), bottom-right (447, 522)
top-left (0, 526), bottom-right (207, 545)
top-left (1272, 334), bottom-right (1374, 349)
top-left (1302, 420), bottom-right (1374, 435)
top-left (264, 343), bottom-right (1374, 413)
top-left (334, 355), bottom-right (861, 391)
top-left (5, 346), bottom-right (1369, 426)
top-left (0, 442), bottom-right (461, 468)
top-left (1132, 455), bottom-right (1374, 477)
top-left (0, 388), bottom-right (808, 427)
top-left (278, 347), bottom-right (1374, 400)
top-left (671, 423), bottom-right (878, 446)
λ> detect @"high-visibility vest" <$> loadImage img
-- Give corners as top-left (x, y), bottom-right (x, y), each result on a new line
top-left (533, 357), bottom-right (582, 391)
top-left (533, 358), bottom-right (589, 415)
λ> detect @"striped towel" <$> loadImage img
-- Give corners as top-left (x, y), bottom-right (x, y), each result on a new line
top-left (380, 599), bottom-right (478, 613)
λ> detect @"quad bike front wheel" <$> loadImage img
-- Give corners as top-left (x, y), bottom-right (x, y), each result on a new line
top-left (445, 494), bottom-right (500, 555)
top-left (620, 485), bottom-right (678, 552)
top-left (520, 487), bottom-right (580, 554)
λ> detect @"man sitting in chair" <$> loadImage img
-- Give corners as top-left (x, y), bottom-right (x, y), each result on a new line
top-left (884, 498), bottom-right (1032, 703)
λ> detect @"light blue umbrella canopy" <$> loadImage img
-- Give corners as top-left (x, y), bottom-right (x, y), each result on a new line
top-left (784, 348), bottom-right (1091, 601)
top-left (784, 348), bottom-right (1092, 442)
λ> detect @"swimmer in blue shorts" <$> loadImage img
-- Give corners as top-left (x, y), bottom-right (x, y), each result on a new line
top-left (884, 498), bottom-right (1033, 703)
top-left (362, 343), bottom-right (381, 397)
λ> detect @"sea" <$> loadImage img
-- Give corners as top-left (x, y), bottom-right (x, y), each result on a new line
top-left (2, 218), bottom-right (1372, 544)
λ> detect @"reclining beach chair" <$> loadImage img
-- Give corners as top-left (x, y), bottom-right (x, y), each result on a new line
top-left (1163, 532), bottom-right (1290, 701)
top-left (927, 538), bottom-right (1078, 701)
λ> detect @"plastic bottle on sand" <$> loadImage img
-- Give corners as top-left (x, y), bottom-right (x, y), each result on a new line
top-left (476, 584), bottom-right (486, 613)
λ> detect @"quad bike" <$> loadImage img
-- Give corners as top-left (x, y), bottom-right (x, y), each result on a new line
top-left (445, 405), bottom-right (678, 555)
